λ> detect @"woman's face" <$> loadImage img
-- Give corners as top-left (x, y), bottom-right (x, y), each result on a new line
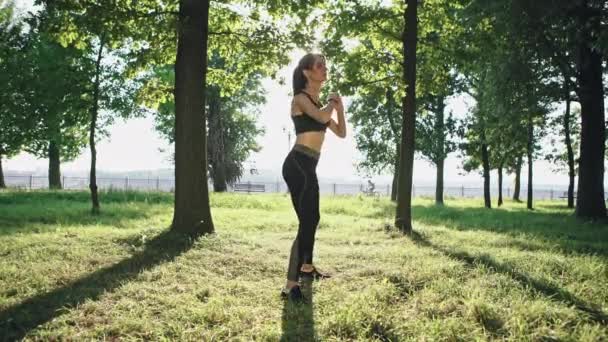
top-left (306, 56), bottom-right (327, 83)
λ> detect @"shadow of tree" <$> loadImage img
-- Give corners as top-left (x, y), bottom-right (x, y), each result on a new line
top-left (408, 231), bottom-right (608, 326)
top-left (0, 207), bottom-right (155, 235)
top-left (371, 201), bottom-right (608, 257)
top-left (0, 230), bottom-right (197, 341)
top-left (0, 190), bottom-right (173, 235)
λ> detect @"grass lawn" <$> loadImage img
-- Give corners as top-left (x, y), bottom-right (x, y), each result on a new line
top-left (0, 190), bottom-right (606, 341)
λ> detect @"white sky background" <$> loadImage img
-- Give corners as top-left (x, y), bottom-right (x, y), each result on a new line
top-left (5, 0), bottom-right (606, 188)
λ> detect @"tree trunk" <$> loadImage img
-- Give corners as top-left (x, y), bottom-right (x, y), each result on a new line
top-left (395, 0), bottom-right (418, 235)
top-left (435, 95), bottom-right (445, 206)
top-left (513, 154), bottom-right (522, 202)
top-left (574, 3), bottom-right (606, 219)
top-left (207, 87), bottom-right (227, 192)
top-left (497, 163), bottom-right (503, 207)
top-left (481, 140), bottom-right (491, 209)
top-left (0, 154), bottom-right (5, 188)
top-left (386, 89), bottom-right (400, 203)
top-left (435, 158), bottom-right (444, 206)
top-left (48, 140), bottom-right (62, 189)
top-left (564, 96), bottom-right (575, 208)
top-left (391, 146), bottom-right (399, 202)
top-left (211, 164), bottom-right (227, 192)
top-left (213, 172), bottom-right (228, 192)
top-left (89, 35), bottom-right (104, 215)
top-left (527, 111), bottom-right (534, 210)
top-left (172, 0), bottom-right (214, 236)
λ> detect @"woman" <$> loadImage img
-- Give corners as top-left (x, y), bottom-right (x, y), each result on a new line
top-left (280, 53), bottom-right (347, 302)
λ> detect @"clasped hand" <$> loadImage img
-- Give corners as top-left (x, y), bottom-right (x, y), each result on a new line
top-left (328, 93), bottom-right (344, 112)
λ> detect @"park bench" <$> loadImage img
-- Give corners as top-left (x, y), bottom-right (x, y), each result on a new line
top-left (233, 182), bottom-right (265, 193)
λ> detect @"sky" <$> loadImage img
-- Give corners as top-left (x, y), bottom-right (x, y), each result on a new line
top-left (5, 0), bottom-right (605, 188)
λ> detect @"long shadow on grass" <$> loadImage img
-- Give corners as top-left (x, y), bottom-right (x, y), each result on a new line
top-left (0, 230), bottom-right (196, 341)
top-left (0, 191), bottom-right (172, 235)
top-left (409, 231), bottom-right (608, 326)
top-left (281, 277), bottom-right (316, 341)
top-left (0, 207), bottom-right (154, 235)
top-left (371, 202), bottom-right (608, 257)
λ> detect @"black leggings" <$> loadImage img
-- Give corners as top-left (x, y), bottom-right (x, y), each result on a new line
top-left (282, 144), bottom-right (321, 282)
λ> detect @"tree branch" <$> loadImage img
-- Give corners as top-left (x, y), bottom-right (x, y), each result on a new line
top-left (346, 75), bottom-right (397, 88)
top-left (369, 19), bottom-right (401, 41)
top-left (384, 89), bottom-right (401, 141)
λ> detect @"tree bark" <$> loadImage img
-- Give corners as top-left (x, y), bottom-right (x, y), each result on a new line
top-left (434, 95), bottom-right (445, 205)
top-left (391, 142), bottom-right (400, 202)
top-left (395, 0), bottom-right (418, 235)
top-left (574, 2), bottom-right (606, 219)
top-left (564, 96), bottom-right (575, 208)
top-left (207, 87), bottom-right (227, 192)
top-left (497, 163), bottom-right (503, 207)
top-left (0, 154), bottom-right (5, 188)
top-left (386, 89), bottom-right (400, 203)
top-left (211, 164), bottom-right (227, 192)
top-left (436, 158), bottom-right (444, 206)
top-left (513, 154), bottom-right (522, 202)
top-left (481, 139), bottom-right (491, 209)
top-left (172, 0), bottom-right (214, 236)
top-left (48, 140), bottom-right (62, 189)
top-left (89, 34), bottom-right (104, 215)
top-left (527, 111), bottom-right (534, 210)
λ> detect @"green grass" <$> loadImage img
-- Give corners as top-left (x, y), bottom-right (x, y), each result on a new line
top-left (0, 190), bottom-right (607, 341)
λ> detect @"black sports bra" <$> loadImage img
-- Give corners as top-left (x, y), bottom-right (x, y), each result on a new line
top-left (291, 92), bottom-right (330, 134)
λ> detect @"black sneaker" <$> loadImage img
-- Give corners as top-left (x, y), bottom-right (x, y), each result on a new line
top-left (280, 285), bottom-right (306, 303)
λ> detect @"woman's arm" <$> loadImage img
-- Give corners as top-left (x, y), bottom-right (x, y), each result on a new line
top-left (293, 94), bottom-right (334, 124)
top-left (327, 98), bottom-right (346, 138)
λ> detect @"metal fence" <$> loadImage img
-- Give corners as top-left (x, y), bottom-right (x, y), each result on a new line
top-left (3, 174), bottom-right (598, 201)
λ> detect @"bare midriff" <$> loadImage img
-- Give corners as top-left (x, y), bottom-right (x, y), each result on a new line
top-left (295, 131), bottom-right (325, 153)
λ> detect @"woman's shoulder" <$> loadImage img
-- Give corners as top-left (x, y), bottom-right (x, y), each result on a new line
top-left (291, 96), bottom-right (301, 115)
top-left (292, 93), bottom-right (308, 110)
top-left (293, 92), bottom-right (319, 107)
top-left (293, 92), bottom-right (307, 102)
